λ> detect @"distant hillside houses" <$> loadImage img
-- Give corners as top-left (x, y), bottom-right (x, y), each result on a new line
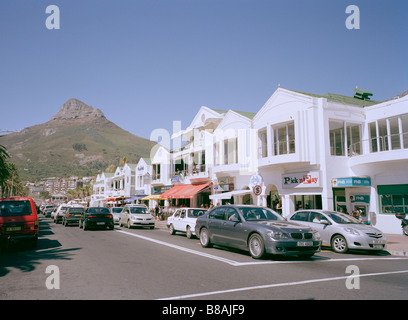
top-left (90, 87), bottom-right (408, 234)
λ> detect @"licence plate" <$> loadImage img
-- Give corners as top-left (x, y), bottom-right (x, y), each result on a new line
top-left (297, 241), bottom-right (313, 247)
top-left (6, 226), bottom-right (21, 232)
top-left (96, 222), bottom-right (105, 225)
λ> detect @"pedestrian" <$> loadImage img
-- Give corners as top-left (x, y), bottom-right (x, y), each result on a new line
top-left (155, 204), bottom-right (161, 221)
top-left (275, 200), bottom-right (282, 214)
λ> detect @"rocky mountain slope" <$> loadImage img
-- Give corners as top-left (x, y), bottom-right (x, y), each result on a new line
top-left (1, 98), bottom-right (155, 180)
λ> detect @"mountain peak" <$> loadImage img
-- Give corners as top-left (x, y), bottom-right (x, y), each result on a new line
top-left (51, 98), bottom-right (106, 121)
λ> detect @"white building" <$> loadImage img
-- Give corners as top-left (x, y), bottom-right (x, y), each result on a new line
top-left (89, 88), bottom-right (408, 233)
top-left (156, 88), bottom-right (408, 233)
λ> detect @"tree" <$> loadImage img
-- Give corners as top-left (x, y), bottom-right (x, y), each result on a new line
top-left (0, 139), bottom-right (11, 196)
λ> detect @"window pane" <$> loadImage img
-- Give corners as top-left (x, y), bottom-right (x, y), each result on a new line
top-left (329, 120), bottom-right (344, 156)
top-left (369, 122), bottom-right (378, 153)
top-left (378, 119), bottom-right (388, 151)
top-left (401, 114), bottom-right (408, 149)
top-left (288, 123), bottom-right (295, 154)
top-left (389, 117), bottom-right (401, 150)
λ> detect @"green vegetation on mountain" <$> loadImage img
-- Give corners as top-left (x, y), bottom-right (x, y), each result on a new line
top-left (1, 98), bottom-right (155, 180)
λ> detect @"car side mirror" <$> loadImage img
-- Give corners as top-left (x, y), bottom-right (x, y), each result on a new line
top-left (320, 220), bottom-right (330, 225)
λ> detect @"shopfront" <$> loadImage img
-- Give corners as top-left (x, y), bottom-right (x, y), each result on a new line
top-left (332, 177), bottom-right (372, 223)
top-left (280, 171), bottom-right (323, 216)
top-left (160, 182), bottom-right (212, 208)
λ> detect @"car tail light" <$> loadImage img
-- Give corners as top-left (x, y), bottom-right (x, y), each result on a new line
top-left (67, 214), bottom-right (71, 217)
top-left (105, 214), bottom-right (113, 218)
top-left (88, 215), bottom-right (97, 218)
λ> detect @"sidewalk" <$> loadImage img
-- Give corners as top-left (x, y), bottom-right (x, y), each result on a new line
top-left (385, 233), bottom-right (408, 257)
top-left (155, 220), bottom-right (408, 257)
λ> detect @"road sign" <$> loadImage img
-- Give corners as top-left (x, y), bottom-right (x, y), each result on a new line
top-left (253, 185), bottom-right (262, 196)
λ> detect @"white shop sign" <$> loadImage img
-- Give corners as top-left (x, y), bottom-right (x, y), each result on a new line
top-left (282, 171), bottom-right (320, 189)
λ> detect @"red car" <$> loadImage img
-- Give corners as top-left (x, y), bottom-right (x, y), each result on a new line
top-left (0, 197), bottom-right (39, 249)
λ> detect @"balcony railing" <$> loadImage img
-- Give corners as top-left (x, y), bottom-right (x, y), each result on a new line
top-left (348, 132), bottom-right (408, 157)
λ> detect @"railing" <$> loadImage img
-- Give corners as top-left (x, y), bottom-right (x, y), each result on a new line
top-left (348, 132), bottom-right (408, 157)
top-left (172, 164), bottom-right (208, 178)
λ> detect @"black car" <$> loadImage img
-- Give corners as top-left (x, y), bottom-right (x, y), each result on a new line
top-left (195, 205), bottom-right (321, 259)
top-left (62, 206), bottom-right (85, 226)
top-left (79, 207), bottom-right (114, 230)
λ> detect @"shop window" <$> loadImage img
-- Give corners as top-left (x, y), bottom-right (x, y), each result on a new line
top-left (294, 195), bottom-right (322, 210)
top-left (273, 122), bottom-right (295, 155)
top-left (378, 185), bottom-right (408, 215)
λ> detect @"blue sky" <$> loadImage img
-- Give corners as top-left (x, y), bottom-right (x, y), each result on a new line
top-left (0, 0), bottom-right (407, 139)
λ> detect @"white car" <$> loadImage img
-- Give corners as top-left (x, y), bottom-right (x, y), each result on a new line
top-left (287, 210), bottom-right (387, 253)
top-left (167, 208), bottom-right (207, 238)
top-left (119, 204), bottom-right (155, 229)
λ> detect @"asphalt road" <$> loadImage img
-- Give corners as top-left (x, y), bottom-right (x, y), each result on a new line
top-left (1, 216), bottom-right (408, 302)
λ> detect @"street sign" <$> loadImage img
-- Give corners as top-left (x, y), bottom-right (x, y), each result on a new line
top-left (253, 185), bottom-right (262, 196)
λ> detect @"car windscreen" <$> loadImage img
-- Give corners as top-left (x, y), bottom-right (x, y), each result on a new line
top-left (129, 207), bottom-right (147, 214)
top-left (189, 209), bottom-right (207, 218)
top-left (68, 208), bottom-right (85, 214)
top-left (238, 207), bottom-right (284, 222)
top-left (326, 212), bottom-right (361, 224)
top-left (87, 207), bottom-right (110, 214)
top-left (0, 200), bottom-right (32, 217)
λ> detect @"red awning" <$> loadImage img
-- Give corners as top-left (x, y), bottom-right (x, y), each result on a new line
top-left (160, 183), bottom-right (211, 199)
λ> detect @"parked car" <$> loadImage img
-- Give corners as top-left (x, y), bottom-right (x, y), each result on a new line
top-left (195, 205), bottom-right (321, 259)
top-left (287, 210), bottom-right (387, 253)
top-left (110, 207), bottom-right (123, 225)
top-left (0, 197), bottom-right (39, 249)
top-left (53, 204), bottom-right (70, 224)
top-left (167, 207), bottom-right (207, 238)
top-left (119, 204), bottom-right (155, 229)
top-left (62, 206), bottom-right (85, 226)
top-left (79, 207), bottom-right (114, 230)
top-left (43, 205), bottom-right (56, 217)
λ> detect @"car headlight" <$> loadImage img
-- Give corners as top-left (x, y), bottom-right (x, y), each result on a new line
top-left (312, 230), bottom-right (321, 240)
top-left (344, 227), bottom-right (360, 235)
top-left (267, 231), bottom-right (290, 240)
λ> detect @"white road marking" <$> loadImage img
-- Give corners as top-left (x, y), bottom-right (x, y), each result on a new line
top-left (158, 269), bottom-right (408, 300)
top-left (115, 228), bottom-right (408, 266)
top-left (116, 229), bottom-right (239, 265)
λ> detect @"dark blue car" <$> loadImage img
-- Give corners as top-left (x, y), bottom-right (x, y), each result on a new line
top-left (195, 205), bottom-right (321, 259)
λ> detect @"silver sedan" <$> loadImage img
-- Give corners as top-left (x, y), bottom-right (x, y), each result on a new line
top-left (287, 210), bottom-right (387, 253)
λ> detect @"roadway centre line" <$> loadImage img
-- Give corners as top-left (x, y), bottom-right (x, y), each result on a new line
top-left (157, 269), bottom-right (408, 300)
top-left (115, 229), bottom-right (408, 267)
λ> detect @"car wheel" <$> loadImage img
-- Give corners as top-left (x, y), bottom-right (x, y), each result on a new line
top-left (331, 234), bottom-right (348, 253)
top-left (169, 224), bottom-right (176, 235)
top-left (248, 233), bottom-right (266, 259)
top-left (186, 226), bottom-right (193, 239)
top-left (200, 228), bottom-right (212, 248)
